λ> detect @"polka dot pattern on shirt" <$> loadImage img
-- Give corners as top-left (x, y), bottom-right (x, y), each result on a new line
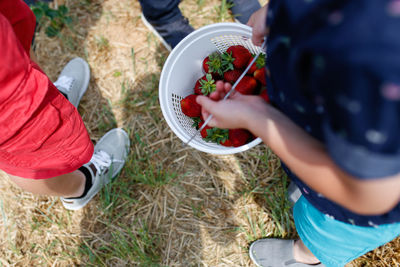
top-left (387, 0), bottom-right (400, 16)
top-left (381, 83), bottom-right (400, 101)
top-left (365, 130), bottom-right (388, 144)
top-left (328, 11), bottom-right (344, 25)
top-left (266, 0), bottom-right (400, 227)
top-left (336, 95), bottom-right (362, 114)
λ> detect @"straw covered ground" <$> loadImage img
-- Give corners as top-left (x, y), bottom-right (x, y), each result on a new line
top-left (0, 0), bottom-right (399, 266)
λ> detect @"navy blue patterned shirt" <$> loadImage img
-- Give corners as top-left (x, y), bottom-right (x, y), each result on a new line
top-left (265, 0), bottom-right (400, 227)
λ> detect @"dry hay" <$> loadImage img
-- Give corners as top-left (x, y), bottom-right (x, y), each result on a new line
top-left (0, 0), bottom-right (399, 266)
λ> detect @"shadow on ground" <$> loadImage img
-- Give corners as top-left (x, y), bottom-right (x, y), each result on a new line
top-left (75, 38), bottom-right (297, 266)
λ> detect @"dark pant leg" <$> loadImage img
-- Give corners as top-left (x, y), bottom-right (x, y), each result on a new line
top-left (228, 0), bottom-right (261, 24)
top-left (139, 0), bottom-right (183, 24)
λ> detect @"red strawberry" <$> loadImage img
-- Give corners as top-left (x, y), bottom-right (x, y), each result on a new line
top-left (259, 87), bottom-right (270, 103)
top-left (194, 76), bottom-right (206, 95)
top-left (247, 56), bottom-right (258, 75)
top-left (203, 52), bottom-right (224, 77)
top-left (203, 57), bottom-right (210, 73)
top-left (199, 121), bottom-right (212, 138)
top-left (229, 129), bottom-right (251, 147)
top-left (235, 76), bottom-right (258, 95)
top-left (181, 94), bottom-right (201, 117)
top-left (220, 139), bottom-right (233, 147)
top-left (226, 45), bottom-right (252, 69)
top-left (223, 69), bottom-right (241, 84)
top-left (194, 73), bottom-right (216, 96)
top-left (254, 68), bottom-right (267, 86)
top-left (247, 53), bottom-right (266, 75)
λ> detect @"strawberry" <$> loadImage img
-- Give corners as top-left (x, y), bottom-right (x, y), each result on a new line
top-left (199, 121), bottom-right (212, 138)
top-left (194, 73), bottom-right (216, 96)
top-left (181, 94), bottom-right (201, 117)
top-left (194, 76), bottom-right (205, 95)
top-left (235, 76), bottom-right (258, 95)
top-left (223, 69), bottom-right (241, 84)
top-left (247, 56), bottom-right (258, 75)
top-left (226, 45), bottom-right (252, 69)
top-left (221, 51), bottom-right (235, 72)
top-left (192, 117), bottom-right (202, 128)
top-left (201, 126), bottom-right (229, 144)
top-left (220, 139), bottom-right (233, 147)
top-left (203, 52), bottom-right (224, 77)
top-left (259, 87), bottom-right (270, 103)
top-left (254, 67), bottom-right (267, 86)
top-left (247, 53), bottom-right (266, 75)
top-left (229, 129), bottom-right (251, 147)
top-left (203, 56), bottom-right (211, 73)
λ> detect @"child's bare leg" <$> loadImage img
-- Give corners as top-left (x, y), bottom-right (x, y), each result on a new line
top-left (293, 239), bottom-right (320, 264)
top-left (8, 170), bottom-right (86, 198)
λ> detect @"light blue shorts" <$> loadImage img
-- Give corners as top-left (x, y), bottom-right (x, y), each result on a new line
top-left (294, 196), bottom-right (400, 267)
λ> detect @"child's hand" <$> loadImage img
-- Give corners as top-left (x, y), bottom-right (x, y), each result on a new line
top-left (247, 5), bottom-right (269, 46)
top-left (196, 81), bottom-right (269, 130)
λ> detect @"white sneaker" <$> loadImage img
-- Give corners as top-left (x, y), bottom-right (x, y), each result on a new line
top-left (61, 128), bottom-right (130, 210)
top-left (54, 57), bottom-right (90, 108)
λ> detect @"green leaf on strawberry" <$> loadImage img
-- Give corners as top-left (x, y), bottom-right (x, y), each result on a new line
top-left (206, 52), bottom-right (224, 76)
top-left (199, 73), bottom-right (216, 95)
top-left (221, 51), bottom-right (235, 72)
top-left (204, 127), bottom-right (229, 143)
top-left (192, 117), bottom-right (202, 129)
top-left (255, 53), bottom-right (266, 69)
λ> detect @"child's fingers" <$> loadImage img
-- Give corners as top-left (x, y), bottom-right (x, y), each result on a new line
top-left (252, 28), bottom-right (266, 47)
top-left (197, 95), bottom-right (219, 127)
top-left (215, 80), bottom-right (225, 93)
top-left (212, 80), bottom-right (232, 100)
top-left (252, 36), bottom-right (265, 47)
top-left (215, 81), bottom-right (244, 99)
top-left (223, 81), bottom-right (232, 94)
top-left (247, 5), bottom-right (268, 46)
top-left (203, 114), bottom-right (218, 127)
top-left (203, 80), bottom-right (241, 105)
top-left (197, 95), bottom-right (216, 113)
top-left (202, 110), bottom-right (212, 124)
top-left (209, 91), bottom-right (220, 101)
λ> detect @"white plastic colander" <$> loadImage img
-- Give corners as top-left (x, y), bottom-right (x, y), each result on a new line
top-left (159, 22), bottom-right (264, 154)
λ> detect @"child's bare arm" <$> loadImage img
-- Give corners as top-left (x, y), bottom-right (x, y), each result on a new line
top-left (246, 103), bottom-right (400, 216)
top-left (197, 84), bottom-right (400, 216)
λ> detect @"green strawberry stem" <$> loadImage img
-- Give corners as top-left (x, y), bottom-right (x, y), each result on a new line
top-left (199, 73), bottom-right (216, 95)
top-left (206, 52), bottom-right (224, 76)
top-left (192, 117), bottom-right (202, 129)
top-left (204, 127), bottom-right (229, 143)
top-left (221, 51), bottom-right (234, 72)
top-left (256, 53), bottom-right (266, 69)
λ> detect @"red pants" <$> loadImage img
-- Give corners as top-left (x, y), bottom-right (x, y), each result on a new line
top-left (0, 0), bottom-right (93, 179)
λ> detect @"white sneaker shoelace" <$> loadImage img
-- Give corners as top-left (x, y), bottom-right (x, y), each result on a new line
top-left (91, 150), bottom-right (124, 175)
top-left (54, 75), bottom-right (75, 93)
